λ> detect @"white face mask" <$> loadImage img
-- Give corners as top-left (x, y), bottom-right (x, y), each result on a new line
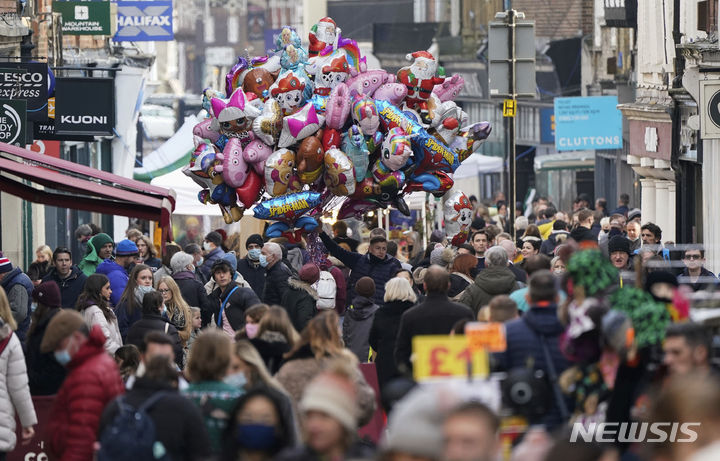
top-left (203, 242), bottom-right (212, 252)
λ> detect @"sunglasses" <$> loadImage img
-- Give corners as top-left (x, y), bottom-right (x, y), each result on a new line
top-left (684, 254), bottom-right (702, 260)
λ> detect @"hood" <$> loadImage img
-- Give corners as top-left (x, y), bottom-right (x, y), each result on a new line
top-left (289, 277), bottom-right (318, 299)
top-left (548, 231), bottom-right (569, 243)
top-left (474, 267), bottom-right (517, 294)
top-left (68, 324), bottom-right (108, 369)
top-left (1, 266), bottom-right (24, 288)
top-left (172, 270), bottom-right (196, 280)
top-left (522, 305), bottom-right (565, 336)
top-left (96, 259), bottom-right (125, 276)
top-left (348, 296), bottom-right (379, 320)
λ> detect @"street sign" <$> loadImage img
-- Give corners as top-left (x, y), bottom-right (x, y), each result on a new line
top-left (0, 99), bottom-right (26, 146)
top-left (53, 1), bottom-right (112, 35)
top-left (503, 99), bottom-right (516, 117)
top-left (0, 62), bottom-right (49, 121)
top-left (412, 335), bottom-right (489, 382)
top-left (488, 11), bottom-right (535, 98)
top-left (554, 96), bottom-right (622, 151)
top-left (700, 81), bottom-right (720, 139)
top-left (114, 1), bottom-right (173, 42)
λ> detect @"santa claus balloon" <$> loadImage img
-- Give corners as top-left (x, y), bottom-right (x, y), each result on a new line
top-left (396, 51), bottom-right (446, 123)
top-left (309, 17), bottom-right (338, 57)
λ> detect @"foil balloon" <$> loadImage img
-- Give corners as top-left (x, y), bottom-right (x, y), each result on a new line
top-left (270, 71), bottom-right (307, 115)
top-left (322, 128), bottom-right (342, 151)
top-left (373, 83), bottom-right (408, 106)
top-left (346, 69), bottom-right (393, 97)
top-left (351, 94), bottom-right (379, 136)
top-left (432, 74), bottom-right (465, 103)
top-left (252, 98), bottom-right (283, 146)
top-left (214, 137), bottom-right (250, 188)
top-left (323, 148), bottom-right (356, 196)
top-left (243, 139), bottom-right (274, 175)
top-left (278, 103), bottom-right (324, 148)
top-left (443, 191), bottom-right (473, 246)
top-left (264, 148), bottom-right (302, 196)
top-left (209, 88), bottom-right (261, 137)
top-left (193, 118), bottom-right (221, 144)
top-left (236, 169), bottom-right (263, 209)
top-left (342, 125), bottom-right (369, 181)
top-left (324, 82), bottom-right (351, 130)
top-left (308, 17), bottom-right (338, 58)
top-left (253, 191), bottom-right (323, 236)
top-left (201, 88), bottom-right (225, 113)
top-left (338, 198), bottom-right (379, 219)
top-left (396, 51), bottom-right (445, 122)
top-left (296, 131), bottom-right (325, 185)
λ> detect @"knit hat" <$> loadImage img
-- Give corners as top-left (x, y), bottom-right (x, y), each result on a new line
top-left (430, 230), bottom-right (445, 244)
top-left (115, 239), bottom-right (139, 256)
top-left (32, 281), bottom-right (61, 308)
top-left (628, 208), bottom-right (641, 221)
top-left (299, 370), bottom-right (358, 432)
top-left (245, 234), bottom-right (264, 249)
top-left (299, 263), bottom-right (320, 284)
top-left (0, 251), bottom-right (12, 274)
top-left (356, 276), bottom-right (376, 298)
top-left (89, 233), bottom-right (114, 254)
top-left (430, 247), bottom-right (454, 267)
top-left (608, 235), bottom-right (631, 256)
top-left (170, 252), bottom-right (194, 274)
top-left (205, 231), bottom-right (223, 247)
top-left (222, 252), bottom-right (238, 273)
top-left (40, 309), bottom-right (85, 353)
top-left (645, 270), bottom-right (679, 290)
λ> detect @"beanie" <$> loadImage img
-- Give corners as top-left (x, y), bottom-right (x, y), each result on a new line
top-left (115, 239), bottom-right (139, 256)
top-left (471, 218), bottom-right (485, 230)
top-left (205, 231), bottom-right (223, 247)
top-left (299, 371), bottom-right (358, 432)
top-left (213, 229), bottom-right (228, 243)
top-left (608, 235), bottom-right (631, 256)
top-left (645, 270), bottom-right (679, 291)
top-left (430, 230), bottom-right (445, 244)
top-left (170, 252), bottom-right (194, 274)
top-left (245, 234), bottom-right (264, 249)
top-left (355, 276), bottom-right (376, 298)
top-left (0, 252), bottom-right (12, 274)
top-left (40, 309), bottom-right (85, 353)
top-left (89, 233), bottom-right (114, 254)
top-left (299, 263), bottom-right (320, 285)
top-left (32, 281), bottom-right (61, 308)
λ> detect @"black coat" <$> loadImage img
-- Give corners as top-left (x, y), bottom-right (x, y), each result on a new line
top-left (280, 278), bottom-right (317, 333)
top-left (394, 293), bottom-right (474, 373)
top-left (250, 331), bottom-right (292, 374)
top-left (42, 266), bottom-right (88, 309)
top-left (99, 377), bottom-right (212, 461)
top-left (263, 262), bottom-right (293, 306)
top-left (237, 257), bottom-right (266, 298)
top-left (210, 282), bottom-right (261, 331)
top-left (172, 271), bottom-right (213, 326)
top-left (368, 299), bottom-right (416, 390)
top-left (25, 308), bottom-right (67, 395)
top-left (126, 313), bottom-right (183, 368)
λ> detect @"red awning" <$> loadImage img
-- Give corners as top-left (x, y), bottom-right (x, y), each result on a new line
top-left (0, 142), bottom-right (176, 240)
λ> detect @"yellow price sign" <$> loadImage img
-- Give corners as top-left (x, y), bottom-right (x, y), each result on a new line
top-left (465, 322), bottom-right (507, 352)
top-left (503, 99), bottom-right (516, 117)
top-left (412, 335), bottom-right (489, 382)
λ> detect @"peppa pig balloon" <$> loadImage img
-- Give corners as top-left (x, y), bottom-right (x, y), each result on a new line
top-left (243, 139), bottom-right (274, 175)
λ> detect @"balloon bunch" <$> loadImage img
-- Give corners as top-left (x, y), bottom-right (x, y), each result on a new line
top-left (184, 17), bottom-right (492, 244)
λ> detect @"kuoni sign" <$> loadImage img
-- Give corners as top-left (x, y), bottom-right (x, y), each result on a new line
top-left (412, 335), bottom-right (489, 382)
top-left (115, 0), bottom-right (173, 41)
top-left (554, 96), bottom-right (622, 151)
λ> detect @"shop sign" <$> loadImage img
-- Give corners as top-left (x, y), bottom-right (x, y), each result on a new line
top-left (52, 1), bottom-right (112, 35)
top-left (0, 62), bottom-right (49, 120)
top-left (554, 96), bottom-right (622, 151)
top-left (0, 99), bottom-right (26, 146)
top-left (115, 0), bottom-right (173, 41)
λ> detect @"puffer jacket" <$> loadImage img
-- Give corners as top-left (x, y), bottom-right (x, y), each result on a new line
top-left (209, 282), bottom-right (261, 331)
top-left (1, 267), bottom-right (33, 342)
top-left (262, 262), bottom-right (293, 306)
top-left (80, 304), bottom-right (123, 354)
top-left (342, 296), bottom-right (379, 362)
top-left (48, 324), bottom-right (125, 461)
top-left (42, 266), bottom-right (88, 309)
top-left (0, 322), bottom-right (37, 452)
top-left (280, 278), bottom-right (318, 333)
top-left (458, 266), bottom-right (521, 315)
top-left (25, 309), bottom-right (67, 395)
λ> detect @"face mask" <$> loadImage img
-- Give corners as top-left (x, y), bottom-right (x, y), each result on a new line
top-left (553, 269), bottom-right (564, 275)
top-left (134, 285), bottom-right (154, 304)
top-left (407, 245), bottom-right (414, 253)
top-left (236, 424), bottom-right (277, 451)
top-left (258, 254), bottom-right (269, 268)
top-left (54, 348), bottom-right (72, 366)
top-left (223, 371), bottom-right (247, 389)
top-left (248, 248), bottom-right (261, 261)
top-left (187, 265), bottom-right (195, 273)
top-left (245, 323), bottom-right (259, 339)
top-left (196, 257), bottom-right (204, 267)
top-left (203, 242), bottom-right (212, 252)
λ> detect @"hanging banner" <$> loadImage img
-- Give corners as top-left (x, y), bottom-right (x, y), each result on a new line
top-left (114, 0), bottom-right (173, 41)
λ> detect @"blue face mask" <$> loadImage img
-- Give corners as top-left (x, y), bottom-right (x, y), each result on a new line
top-left (54, 349), bottom-right (72, 366)
top-left (248, 248), bottom-right (261, 261)
top-left (223, 371), bottom-right (247, 389)
top-left (236, 424), bottom-right (277, 451)
top-left (258, 254), bottom-right (269, 268)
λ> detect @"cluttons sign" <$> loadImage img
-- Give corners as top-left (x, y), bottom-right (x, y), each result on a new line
top-left (554, 96), bottom-right (622, 151)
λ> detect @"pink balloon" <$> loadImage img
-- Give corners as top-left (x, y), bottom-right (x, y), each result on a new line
top-left (373, 83), bottom-right (408, 106)
top-left (215, 138), bottom-right (251, 188)
top-left (325, 83), bottom-right (351, 130)
top-left (243, 139), bottom-right (274, 175)
top-left (346, 70), bottom-right (392, 98)
top-left (193, 118), bottom-right (220, 143)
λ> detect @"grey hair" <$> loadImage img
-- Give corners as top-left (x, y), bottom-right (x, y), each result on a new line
top-left (384, 277), bottom-right (418, 303)
top-left (264, 242), bottom-right (282, 260)
top-left (485, 246), bottom-right (509, 268)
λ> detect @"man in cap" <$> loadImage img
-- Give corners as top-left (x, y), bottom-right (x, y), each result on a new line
top-left (96, 239), bottom-right (139, 306)
top-left (78, 232), bottom-right (114, 276)
top-left (0, 251), bottom-right (33, 341)
top-left (608, 235), bottom-right (634, 287)
top-left (198, 231), bottom-right (226, 282)
top-left (42, 310), bottom-right (124, 460)
top-left (237, 234), bottom-right (266, 298)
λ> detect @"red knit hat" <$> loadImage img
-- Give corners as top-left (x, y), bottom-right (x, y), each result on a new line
top-left (0, 251), bottom-right (11, 274)
top-left (299, 263), bottom-right (320, 285)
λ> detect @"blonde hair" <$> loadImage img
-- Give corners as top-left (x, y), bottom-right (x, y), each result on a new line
top-left (36, 245), bottom-right (53, 262)
top-left (156, 276), bottom-right (192, 343)
top-left (187, 329), bottom-right (232, 382)
top-left (257, 305), bottom-right (300, 347)
top-left (136, 235), bottom-right (157, 259)
top-left (0, 287), bottom-right (17, 330)
top-left (234, 340), bottom-right (287, 394)
top-left (286, 311), bottom-right (344, 360)
top-left (384, 277), bottom-right (417, 303)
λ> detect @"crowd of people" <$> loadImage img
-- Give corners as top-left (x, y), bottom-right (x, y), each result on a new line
top-left (0, 191), bottom-right (718, 461)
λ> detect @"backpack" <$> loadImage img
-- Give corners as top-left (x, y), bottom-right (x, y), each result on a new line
top-left (314, 270), bottom-right (337, 310)
top-left (98, 392), bottom-right (172, 461)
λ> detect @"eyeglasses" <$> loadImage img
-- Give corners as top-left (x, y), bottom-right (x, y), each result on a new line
top-left (685, 254), bottom-right (702, 260)
top-left (158, 289), bottom-right (170, 293)
top-left (641, 233), bottom-right (654, 238)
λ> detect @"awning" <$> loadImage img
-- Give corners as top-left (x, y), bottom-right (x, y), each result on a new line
top-left (0, 142), bottom-right (176, 240)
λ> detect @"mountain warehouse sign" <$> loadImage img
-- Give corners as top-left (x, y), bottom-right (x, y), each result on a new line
top-left (114, 1), bottom-right (174, 41)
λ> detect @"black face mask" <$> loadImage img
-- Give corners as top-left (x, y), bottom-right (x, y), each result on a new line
top-left (407, 245), bottom-right (414, 253)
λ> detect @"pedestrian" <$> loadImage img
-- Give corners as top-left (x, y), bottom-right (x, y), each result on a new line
top-left (487, 295), bottom-right (519, 323)
top-left (0, 290), bottom-right (37, 458)
top-left (114, 263), bottom-right (154, 340)
top-left (395, 266), bottom-right (474, 374)
top-left (678, 246), bottom-right (718, 292)
top-left (498, 240), bottom-right (528, 283)
top-left (74, 224), bottom-right (93, 252)
top-left (237, 234), bottom-right (267, 298)
top-left (520, 239), bottom-right (541, 267)
top-left (459, 247), bottom-right (521, 316)
top-left (0, 252), bottom-right (33, 341)
top-left (126, 291), bottom-right (183, 369)
top-left (626, 221), bottom-right (642, 253)
top-left (184, 329), bottom-right (243, 454)
top-left (247, 305), bottom-right (299, 374)
top-left (154, 243), bottom-right (182, 284)
top-left (96, 239), bottom-right (140, 306)
top-left (26, 245), bottom-right (53, 286)
top-left (170, 251), bottom-right (212, 320)
top-left (198, 231), bottom-right (226, 281)
top-left (368, 277), bottom-right (418, 392)
top-left (98, 355), bottom-right (212, 461)
top-left (182, 243), bottom-right (206, 284)
top-left (238, 303), bottom-right (270, 338)
top-left (41, 310), bottom-right (125, 460)
top-left (209, 259), bottom-right (261, 335)
top-left (510, 254), bottom-right (553, 313)
top-left (443, 401), bottom-right (500, 461)
top-left (184, 306), bottom-right (202, 364)
top-left (25, 282), bottom-right (66, 395)
top-left (260, 242), bottom-right (293, 305)
top-left (114, 344), bottom-right (140, 383)
top-left (41, 247), bottom-right (87, 309)
top-left (76, 273), bottom-right (123, 354)
top-left (318, 259), bottom-right (346, 316)
top-left (135, 235), bottom-right (162, 271)
top-left (78, 232), bottom-right (115, 276)
top-left (448, 253), bottom-right (476, 299)
top-left (156, 276), bottom-right (193, 346)
top-left (539, 221), bottom-right (570, 256)
top-left (282, 263), bottom-right (320, 333)
top-left (343, 276), bottom-right (379, 362)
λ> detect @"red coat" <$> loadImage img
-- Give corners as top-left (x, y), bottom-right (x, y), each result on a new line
top-left (48, 325), bottom-right (125, 461)
top-left (396, 68), bottom-right (445, 109)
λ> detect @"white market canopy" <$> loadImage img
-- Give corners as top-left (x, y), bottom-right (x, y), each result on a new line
top-left (453, 153), bottom-right (503, 179)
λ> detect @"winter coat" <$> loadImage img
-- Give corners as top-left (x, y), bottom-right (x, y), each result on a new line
top-left (276, 441), bottom-right (375, 461)
top-left (0, 323), bottom-right (37, 452)
top-left (236, 257), bottom-right (266, 298)
top-left (140, 256), bottom-right (162, 271)
top-left (1, 267), bottom-right (33, 342)
top-left (281, 278), bottom-right (318, 333)
top-left (458, 266), bottom-right (521, 315)
top-left (80, 304), bottom-right (122, 354)
top-left (250, 331), bottom-right (291, 375)
top-left (42, 266), bottom-right (88, 309)
top-left (95, 259), bottom-right (129, 307)
top-left (153, 264), bottom-right (173, 285)
top-left (319, 232), bottom-right (401, 306)
top-left (172, 270), bottom-right (213, 325)
top-left (342, 296), bottom-right (379, 362)
top-left (493, 304), bottom-right (574, 429)
top-left (263, 262), bottom-right (293, 306)
top-left (99, 377), bottom-right (212, 461)
top-left (539, 231), bottom-right (570, 256)
top-left (25, 308), bottom-right (67, 395)
top-left (368, 299), bottom-right (416, 389)
top-left (26, 260), bottom-right (52, 282)
top-left (448, 273), bottom-right (472, 298)
top-left (679, 267), bottom-right (719, 292)
top-left (208, 282), bottom-right (261, 332)
top-left (395, 293), bottom-right (474, 373)
top-left (275, 345), bottom-right (377, 426)
top-left (182, 380), bottom-right (243, 454)
top-left (114, 298), bottom-right (143, 342)
top-left (48, 324), bottom-right (125, 461)
top-left (126, 313), bottom-right (183, 369)
top-left (198, 247), bottom-right (225, 282)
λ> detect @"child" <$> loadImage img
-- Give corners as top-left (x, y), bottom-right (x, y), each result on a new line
top-left (114, 344), bottom-right (140, 383)
top-left (184, 306), bottom-right (203, 366)
top-left (342, 276), bottom-right (379, 362)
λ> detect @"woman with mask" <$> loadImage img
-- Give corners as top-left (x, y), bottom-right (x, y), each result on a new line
top-left (125, 291), bottom-right (183, 369)
top-left (247, 306), bottom-right (298, 374)
top-left (115, 264), bottom-right (154, 341)
top-left (77, 274), bottom-right (122, 354)
top-left (156, 276), bottom-right (193, 348)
